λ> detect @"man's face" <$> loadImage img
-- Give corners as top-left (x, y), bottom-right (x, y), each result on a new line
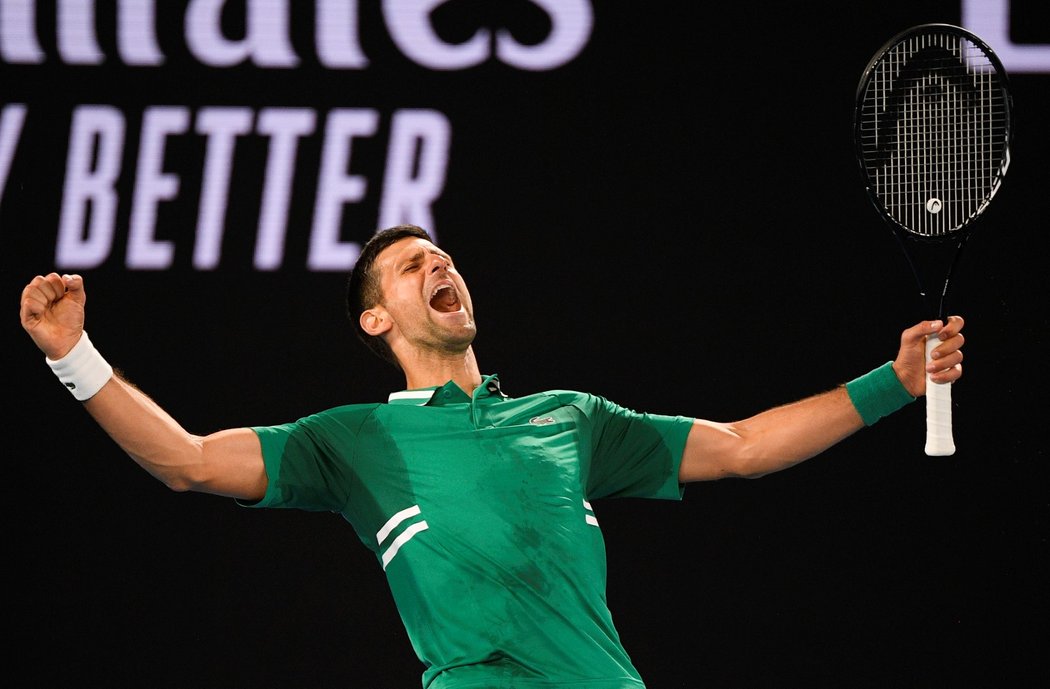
top-left (371, 236), bottom-right (476, 355)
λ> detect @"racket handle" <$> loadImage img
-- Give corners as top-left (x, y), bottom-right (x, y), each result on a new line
top-left (924, 336), bottom-right (956, 456)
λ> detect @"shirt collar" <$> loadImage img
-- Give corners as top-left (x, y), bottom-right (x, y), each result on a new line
top-left (387, 374), bottom-right (505, 406)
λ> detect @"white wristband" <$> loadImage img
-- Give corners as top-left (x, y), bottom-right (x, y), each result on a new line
top-left (45, 331), bottom-right (114, 401)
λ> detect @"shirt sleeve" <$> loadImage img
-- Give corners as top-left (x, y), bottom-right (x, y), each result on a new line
top-left (237, 404), bottom-right (378, 512)
top-left (570, 392), bottom-right (694, 501)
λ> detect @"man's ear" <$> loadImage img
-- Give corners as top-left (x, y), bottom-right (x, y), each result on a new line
top-left (360, 307), bottom-right (392, 336)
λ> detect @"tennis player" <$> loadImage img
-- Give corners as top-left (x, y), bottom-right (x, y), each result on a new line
top-left (19, 224), bottom-right (965, 688)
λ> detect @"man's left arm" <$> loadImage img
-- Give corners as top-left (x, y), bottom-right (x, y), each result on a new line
top-left (678, 316), bottom-right (965, 482)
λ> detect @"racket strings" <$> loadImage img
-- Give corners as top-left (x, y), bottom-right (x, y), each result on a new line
top-left (857, 30), bottom-right (1009, 237)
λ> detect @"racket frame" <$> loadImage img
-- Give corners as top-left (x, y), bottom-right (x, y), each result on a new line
top-left (851, 23), bottom-right (1013, 456)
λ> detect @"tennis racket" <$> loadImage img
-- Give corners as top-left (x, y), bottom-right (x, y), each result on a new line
top-left (853, 23), bottom-right (1013, 456)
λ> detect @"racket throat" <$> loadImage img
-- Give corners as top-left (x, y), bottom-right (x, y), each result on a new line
top-left (896, 233), bottom-right (969, 321)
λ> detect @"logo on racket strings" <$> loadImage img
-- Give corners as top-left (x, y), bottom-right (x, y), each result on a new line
top-left (925, 198), bottom-right (943, 214)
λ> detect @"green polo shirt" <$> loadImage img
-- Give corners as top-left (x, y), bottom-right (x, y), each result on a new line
top-left (244, 374), bottom-right (694, 688)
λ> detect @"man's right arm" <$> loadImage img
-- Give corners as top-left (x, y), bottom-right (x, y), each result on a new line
top-left (83, 374), bottom-right (268, 500)
top-left (21, 273), bottom-right (268, 501)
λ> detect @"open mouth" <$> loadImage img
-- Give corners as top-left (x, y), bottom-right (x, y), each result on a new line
top-left (429, 284), bottom-right (461, 313)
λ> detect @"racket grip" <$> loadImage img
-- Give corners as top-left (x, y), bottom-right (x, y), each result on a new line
top-left (924, 336), bottom-right (956, 456)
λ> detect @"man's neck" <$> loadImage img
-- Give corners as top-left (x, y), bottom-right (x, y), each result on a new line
top-left (400, 346), bottom-right (483, 397)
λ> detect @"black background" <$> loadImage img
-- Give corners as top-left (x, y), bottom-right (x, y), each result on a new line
top-left (3, 2), bottom-right (1048, 687)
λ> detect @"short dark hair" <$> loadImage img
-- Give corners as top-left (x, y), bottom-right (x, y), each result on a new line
top-left (346, 224), bottom-right (433, 368)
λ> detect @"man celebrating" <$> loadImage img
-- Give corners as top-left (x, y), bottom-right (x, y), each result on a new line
top-left (19, 224), bottom-right (964, 688)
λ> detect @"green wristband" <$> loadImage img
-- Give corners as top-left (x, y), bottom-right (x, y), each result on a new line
top-left (845, 361), bottom-right (915, 426)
